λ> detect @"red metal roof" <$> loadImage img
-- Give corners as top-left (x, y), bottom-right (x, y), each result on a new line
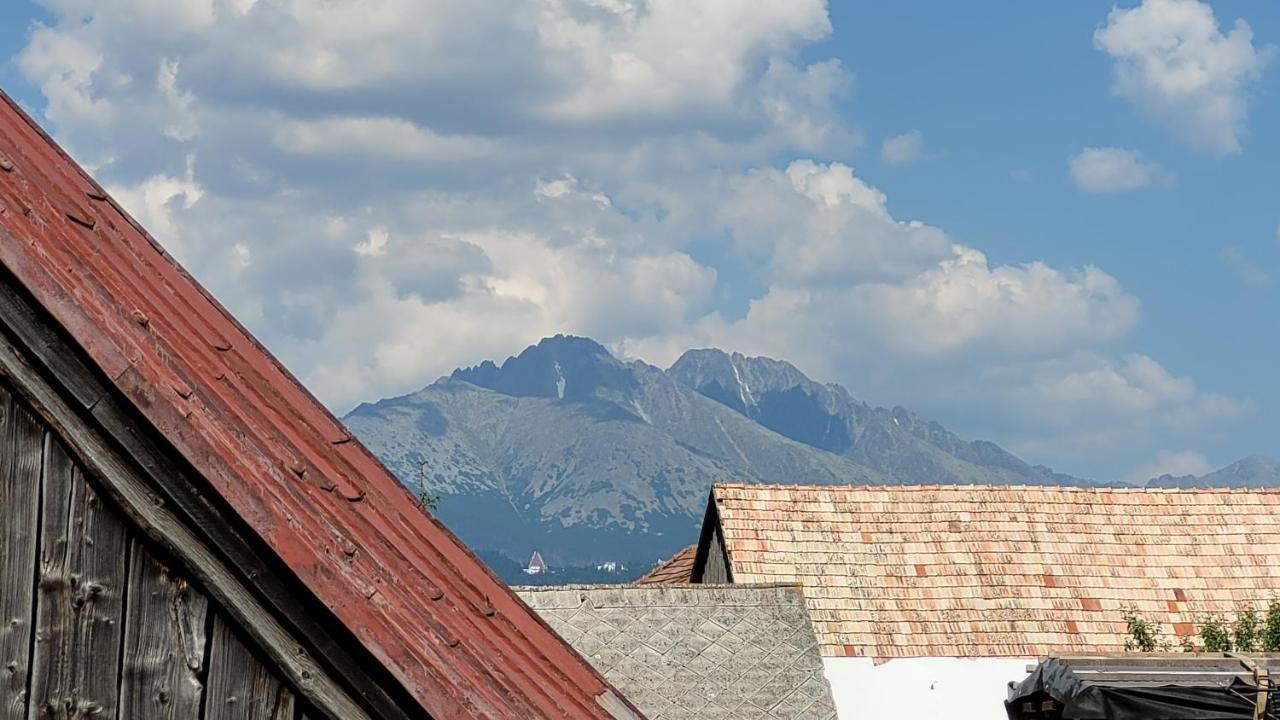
top-left (0, 91), bottom-right (642, 720)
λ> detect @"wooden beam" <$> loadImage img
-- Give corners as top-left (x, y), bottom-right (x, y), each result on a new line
top-left (0, 385), bottom-right (43, 720)
top-left (0, 328), bottom-right (369, 720)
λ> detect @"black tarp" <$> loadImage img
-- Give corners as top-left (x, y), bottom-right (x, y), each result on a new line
top-left (1007, 656), bottom-right (1280, 720)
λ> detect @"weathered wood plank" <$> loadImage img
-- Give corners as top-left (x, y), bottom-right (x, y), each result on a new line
top-left (203, 616), bottom-right (295, 720)
top-left (26, 438), bottom-right (128, 719)
top-left (118, 541), bottom-right (209, 720)
top-left (2, 250), bottom-right (408, 720)
top-left (0, 333), bottom-right (370, 720)
top-left (0, 384), bottom-right (45, 720)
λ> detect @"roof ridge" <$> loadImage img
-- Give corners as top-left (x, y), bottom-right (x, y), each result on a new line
top-left (712, 482), bottom-right (1280, 494)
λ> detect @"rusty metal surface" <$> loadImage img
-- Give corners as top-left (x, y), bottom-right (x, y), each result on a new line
top-left (0, 90), bottom-right (643, 720)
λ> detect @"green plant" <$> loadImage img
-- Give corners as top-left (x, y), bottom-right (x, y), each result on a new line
top-left (415, 464), bottom-right (440, 512)
top-left (1234, 606), bottom-right (1261, 652)
top-left (416, 488), bottom-right (440, 511)
top-left (1123, 607), bottom-right (1163, 652)
top-left (1200, 615), bottom-right (1232, 652)
top-left (1178, 634), bottom-right (1196, 653)
top-left (1263, 598), bottom-right (1280, 652)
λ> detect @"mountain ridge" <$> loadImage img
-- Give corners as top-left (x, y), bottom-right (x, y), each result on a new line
top-left (1145, 455), bottom-right (1280, 488)
top-left (343, 335), bottom-right (1271, 574)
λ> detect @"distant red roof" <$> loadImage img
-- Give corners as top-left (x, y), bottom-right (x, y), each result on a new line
top-left (0, 91), bottom-right (640, 719)
top-left (635, 544), bottom-right (696, 584)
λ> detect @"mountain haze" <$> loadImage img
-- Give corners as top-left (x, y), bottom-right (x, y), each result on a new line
top-left (344, 336), bottom-right (1097, 568)
top-left (1146, 456), bottom-right (1280, 488)
top-left (669, 349), bottom-right (1074, 487)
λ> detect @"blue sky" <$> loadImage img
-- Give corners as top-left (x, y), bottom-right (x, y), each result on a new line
top-left (1, 0), bottom-right (1275, 482)
top-left (825, 1), bottom-right (1280, 471)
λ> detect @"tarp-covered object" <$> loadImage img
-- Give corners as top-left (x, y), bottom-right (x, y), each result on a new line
top-left (1007, 655), bottom-right (1280, 720)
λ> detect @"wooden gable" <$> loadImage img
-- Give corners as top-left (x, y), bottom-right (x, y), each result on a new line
top-left (2, 375), bottom-right (309, 719)
top-left (0, 88), bottom-right (641, 720)
top-left (0, 306), bottom-right (368, 718)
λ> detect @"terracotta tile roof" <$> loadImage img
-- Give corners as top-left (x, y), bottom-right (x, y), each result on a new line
top-left (515, 584), bottom-right (837, 720)
top-left (0, 91), bottom-right (640, 718)
top-left (636, 545), bottom-right (697, 584)
top-left (707, 483), bottom-right (1280, 659)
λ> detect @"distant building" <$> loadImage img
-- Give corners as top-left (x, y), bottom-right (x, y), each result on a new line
top-left (525, 550), bottom-right (548, 574)
top-left (595, 561), bottom-right (618, 573)
top-left (669, 482), bottom-right (1280, 720)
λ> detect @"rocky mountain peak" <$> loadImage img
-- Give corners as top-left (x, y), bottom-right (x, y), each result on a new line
top-left (668, 348), bottom-right (819, 414)
top-left (450, 334), bottom-right (635, 402)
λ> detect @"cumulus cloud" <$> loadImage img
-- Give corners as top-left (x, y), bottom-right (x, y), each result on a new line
top-left (969, 352), bottom-right (1248, 466)
top-left (1094, 0), bottom-right (1273, 155)
top-left (16, 0), bottom-right (1244, 475)
top-left (716, 162), bottom-right (1139, 359)
top-left (718, 160), bottom-right (952, 285)
top-left (1068, 147), bottom-right (1175, 193)
top-left (880, 130), bottom-right (925, 166)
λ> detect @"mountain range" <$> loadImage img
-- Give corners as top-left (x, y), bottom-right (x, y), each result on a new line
top-left (343, 335), bottom-right (1278, 573)
top-left (1144, 455), bottom-right (1280, 488)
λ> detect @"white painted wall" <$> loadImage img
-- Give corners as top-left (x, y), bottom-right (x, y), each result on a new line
top-left (823, 656), bottom-right (1033, 720)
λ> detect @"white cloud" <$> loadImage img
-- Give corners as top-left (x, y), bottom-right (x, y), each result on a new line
top-left (850, 248), bottom-right (1140, 357)
top-left (273, 116), bottom-right (498, 161)
top-left (1095, 0), bottom-right (1273, 155)
top-left (976, 352), bottom-right (1248, 464)
top-left (880, 130), bottom-right (925, 166)
top-left (102, 154), bottom-right (203, 260)
top-left (535, 175), bottom-right (612, 209)
top-left (1122, 450), bottom-right (1213, 485)
top-left (18, 0), bottom-right (1244, 475)
top-left (538, 0), bottom-right (832, 122)
top-left (1068, 147), bottom-right (1175, 193)
top-left (354, 227), bottom-right (390, 257)
top-left (1020, 353), bottom-right (1244, 429)
top-left (18, 27), bottom-right (113, 130)
top-left (719, 160), bottom-right (953, 285)
top-left (1223, 246), bottom-right (1270, 286)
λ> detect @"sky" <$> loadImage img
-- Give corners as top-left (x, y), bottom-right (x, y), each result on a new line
top-left (0, 0), bottom-right (1276, 483)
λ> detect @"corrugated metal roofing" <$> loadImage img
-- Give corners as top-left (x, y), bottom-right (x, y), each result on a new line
top-left (0, 90), bottom-right (641, 719)
top-left (635, 545), bottom-right (696, 585)
top-left (515, 584), bottom-right (837, 720)
top-left (708, 483), bottom-right (1280, 660)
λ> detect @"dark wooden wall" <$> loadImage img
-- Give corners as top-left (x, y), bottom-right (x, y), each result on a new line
top-left (0, 380), bottom-right (317, 720)
top-left (698, 526), bottom-right (729, 584)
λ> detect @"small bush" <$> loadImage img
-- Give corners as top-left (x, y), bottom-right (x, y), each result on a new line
top-left (1234, 606), bottom-right (1261, 652)
top-left (1201, 615), bottom-right (1232, 652)
top-left (1124, 607), bottom-right (1163, 652)
top-left (1264, 598), bottom-right (1280, 652)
